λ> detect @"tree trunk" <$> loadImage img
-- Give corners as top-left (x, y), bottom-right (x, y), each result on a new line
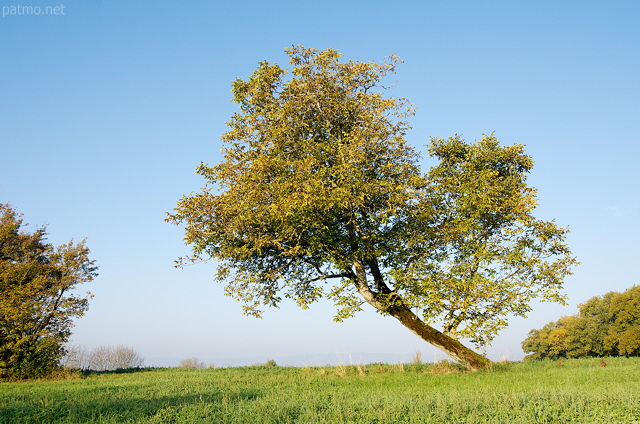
top-left (351, 258), bottom-right (492, 372)
top-left (387, 305), bottom-right (492, 371)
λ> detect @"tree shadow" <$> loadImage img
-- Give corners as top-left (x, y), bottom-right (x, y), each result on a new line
top-left (1, 387), bottom-right (263, 423)
top-left (79, 366), bottom-right (165, 376)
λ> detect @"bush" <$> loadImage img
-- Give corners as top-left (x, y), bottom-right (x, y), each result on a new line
top-left (178, 357), bottom-right (206, 369)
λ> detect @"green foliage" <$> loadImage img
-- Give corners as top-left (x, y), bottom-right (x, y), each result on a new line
top-left (1, 358), bottom-right (639, 423)
top-left (168, 46), bottom-right (577, 370)
top-left (522, 285), bottom-right (640, 359)
top-left (0, 204), bottom-right (97, 379)
top-left (393, 136), bottom-right (577, 346)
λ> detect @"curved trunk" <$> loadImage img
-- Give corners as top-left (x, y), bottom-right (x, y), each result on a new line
top-left (351, 258), bottom-right (492, 372)
top-left (387, 305), bottom-right (492, 371)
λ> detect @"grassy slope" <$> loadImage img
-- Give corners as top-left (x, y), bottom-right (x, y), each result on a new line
top-left (1, 357), bottom-right (639, 423)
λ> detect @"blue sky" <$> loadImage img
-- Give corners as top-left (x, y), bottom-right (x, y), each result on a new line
top-left (1, 0), bottom-right (638, 367)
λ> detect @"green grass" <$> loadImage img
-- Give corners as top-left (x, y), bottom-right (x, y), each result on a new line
top-left (1, 357), bottom-right (639, 423)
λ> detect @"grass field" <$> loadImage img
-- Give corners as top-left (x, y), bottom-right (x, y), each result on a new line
top-left (1, 357), bottom-right (639, 423)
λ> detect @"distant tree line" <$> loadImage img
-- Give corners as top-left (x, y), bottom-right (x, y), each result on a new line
top-left (63, 345), bottom-right (144, 371)
top-left (522, 286), bottom-right (640, 359)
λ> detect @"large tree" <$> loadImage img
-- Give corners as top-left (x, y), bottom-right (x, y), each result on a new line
top-left (168, 46), bottom-right (577, 371)
top-left (0, 204), bottom-right (97, 379)
top-left (522, 286), bottom-right (640, 359)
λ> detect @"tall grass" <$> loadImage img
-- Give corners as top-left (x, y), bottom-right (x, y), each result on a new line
top-left (1, 357), bottom-right (639, 423)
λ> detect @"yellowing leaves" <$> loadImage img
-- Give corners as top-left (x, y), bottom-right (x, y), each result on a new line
top-left (0, 204), bottom-right (97, 379)
top-left (169, 47), bottom-right (577, 354)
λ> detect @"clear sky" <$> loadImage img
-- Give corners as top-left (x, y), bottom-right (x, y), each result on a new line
top-left (1, 0), bottom-right (638, 367)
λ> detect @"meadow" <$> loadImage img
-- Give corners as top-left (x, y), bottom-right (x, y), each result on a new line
top-left (1, 357), bottom-right (639, 423)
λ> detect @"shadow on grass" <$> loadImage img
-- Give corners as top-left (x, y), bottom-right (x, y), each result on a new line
top-left (79, 366), bottom-right (167, 376)
top-left (1, 386), bottom-right (263, 424)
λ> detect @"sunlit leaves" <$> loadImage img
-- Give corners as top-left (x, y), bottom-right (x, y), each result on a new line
top-left (389, 135), bottom-right (577, 345)
top-left (169, 46), bottom-right (577, 352)
top-left (522, 286), bottom-right (640, 359)
top-left (0, 204), bottom-right (97, 379)
top-left (169, 46), bottom-right (420, 314)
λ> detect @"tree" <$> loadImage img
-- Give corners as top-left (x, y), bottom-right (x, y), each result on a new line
top-left (603, 286), bottom-right (640, 356)
top-left (85, 345), bottom-right (145, 371)
top-left (178, 357), bottom-right (206, 369)
top-left (522, 286), bottom-right (640, 359)
top-left (167, 46), bottom-right (577, 371)
top-left (520, 316), bottom-right (591, 360)
top-left (61, 344), bottom-right (89, 369)
top-left (0, 204), bottom-right (97, 379)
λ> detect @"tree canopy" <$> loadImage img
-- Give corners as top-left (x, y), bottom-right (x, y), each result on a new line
top-left (168, 46), bottom-right (578, 371)
top-left (0, 204), bottom-right (97, 379)
top-left (522, 285), bottom-right (640, 359)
